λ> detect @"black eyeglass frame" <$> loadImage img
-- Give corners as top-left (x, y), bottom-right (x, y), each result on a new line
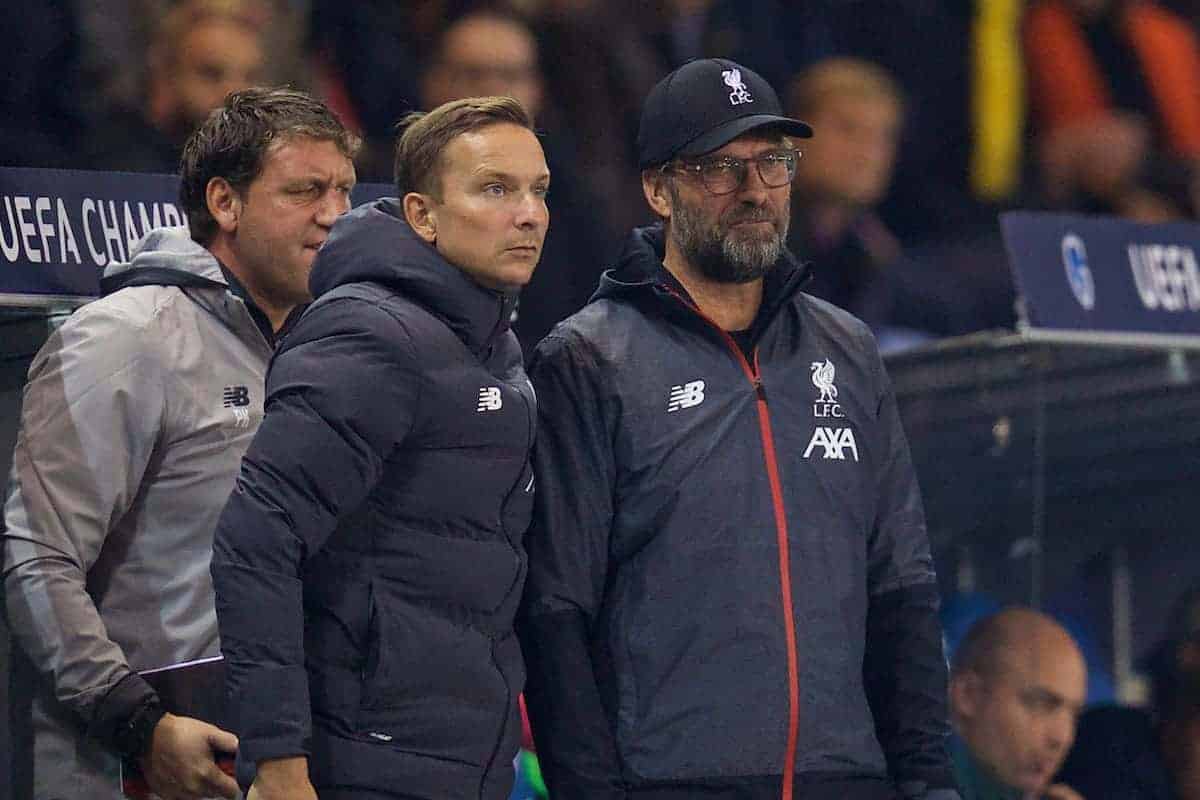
top-left (659, 148), bottom-right (802, 195)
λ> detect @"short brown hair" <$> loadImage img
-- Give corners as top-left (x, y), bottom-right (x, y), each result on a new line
top-left (787, 57), bottom-right (904, 120)
top-left (180, 87), bottom-right (360, 245)
top-left (393, 96), bottom-right (534, 197)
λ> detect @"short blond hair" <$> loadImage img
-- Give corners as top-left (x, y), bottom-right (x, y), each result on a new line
top-left (394, 96), bottom-right (535, 197)
top-left (787, 58), bottom-right (904, 119)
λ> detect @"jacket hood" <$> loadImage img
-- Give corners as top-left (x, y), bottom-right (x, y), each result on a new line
top-left (310, 198), bottom-right (517, 354)
top-left (99, 227), bottom-right (226, 296)
top-left (593, 222), bottom-right (810, 317)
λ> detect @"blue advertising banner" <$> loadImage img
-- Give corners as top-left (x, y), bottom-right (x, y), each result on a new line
top-left (0, 167), bottom-right (390, 307)
top-left (1001, 211), bottom-right (1200, 344)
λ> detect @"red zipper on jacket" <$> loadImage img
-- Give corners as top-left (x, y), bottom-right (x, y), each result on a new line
top-left (664, 288), bottom-right (800, 800)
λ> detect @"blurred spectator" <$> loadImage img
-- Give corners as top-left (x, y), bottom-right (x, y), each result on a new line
top-left (1058, 585), bottom-right (1200, 799)
top-left (814, 0), bottom-right (1023, 332)
top-left (420, 6), bottom-right (614, 354)
top-left (702, 0), bottom-right (838, 88)
top-left (87, 0), bottom-right (272, 174)
top-left (822, 0), bottom-right (1030, 246)
top-left (307, 0), bottom-right (426, 172)
top-left (528, 0), bottom-right (664, 234)
top-left (1024, 0), bottom-right (1200, 221)
top-left (0, 0), bottom-right (86, 167)
top-left (949, 607), bottom-right (1088, 800)
top-left (786, 57), bottom-right (975, 348)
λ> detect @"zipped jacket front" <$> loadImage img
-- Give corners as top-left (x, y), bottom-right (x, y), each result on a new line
top-left (212, 199), bottom-right (536, 800)
top-left (519, 224), bottom-right (957, 800)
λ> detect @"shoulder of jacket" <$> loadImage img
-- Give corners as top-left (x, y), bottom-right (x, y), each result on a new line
top-left (795, 291), bottom-right (875, 341)
top-left (56, 286), bottom-right (205, 357)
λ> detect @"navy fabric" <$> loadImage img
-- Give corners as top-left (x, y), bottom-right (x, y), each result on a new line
top-left (212, 199), bottom-right (535, 799)
top-left (519, 224), bottom-right (955, 798)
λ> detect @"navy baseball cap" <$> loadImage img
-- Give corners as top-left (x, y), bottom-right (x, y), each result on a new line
top-left (637, 58), bottom-right (813, 170)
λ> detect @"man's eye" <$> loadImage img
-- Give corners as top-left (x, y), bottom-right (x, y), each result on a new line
top-left (704, 161), bottom-right (738, 176)
top-left (485, 184), bottom-right (506, 197)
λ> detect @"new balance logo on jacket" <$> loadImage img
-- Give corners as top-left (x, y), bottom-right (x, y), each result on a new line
top-left (477, 387), bottom-right (503, 412)
top-left (223, 385), bottom-right (252, 428)
top-left (223, 386), bottom-right (250, 407)
top-left (667, 380), bottom-right (705, 412)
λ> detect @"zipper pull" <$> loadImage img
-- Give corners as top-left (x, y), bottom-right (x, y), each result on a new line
top-left (754, 376), bottom-right (767, 402)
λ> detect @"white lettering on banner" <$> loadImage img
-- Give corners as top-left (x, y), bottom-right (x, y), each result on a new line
top-left (57, 199), bottom-right (81, 263)
top-left (138, 201), bottom-right (162, 234)
top-left (162, 203), bottom-right (183, 227)
top-left (1128, 244), bottom-right (1200, 312)
top-left (0, 197), bottom-right (20, 261)
top-left (35, 197), bottom-right (56, 266)
top-left (15, 196), bottom-right (39, 264)
top-left (100, 200), bottom-right (126, 264)
top-left (2, 195), bottom-right (187, 268)
top-left (81, 199), bottom-right (106, 265)
top-left (123, 202), bottom-right (141, 253)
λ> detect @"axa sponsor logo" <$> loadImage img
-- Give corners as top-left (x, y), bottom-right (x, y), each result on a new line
top-left (477, 386), bottom-right (503, 412)
top-left (668, 379), bottom-right (706, 412)
top-left (803, 426), bottom-right (859, 462)
top-left (811, 359), bottom-right (843, 418)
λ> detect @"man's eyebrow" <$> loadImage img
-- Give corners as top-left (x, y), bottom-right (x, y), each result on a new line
top-left (1025, 686), bottom-right (1071, 706)
top-left (470, 167), bottom-right (551, 183)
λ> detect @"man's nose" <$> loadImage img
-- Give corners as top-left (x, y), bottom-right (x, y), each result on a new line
top-left (316, 191), bottom-right (350, 226)
top-left (736, 164), bottom-right (771, 203)
top-left (514, 191), bottom-right (547, 229)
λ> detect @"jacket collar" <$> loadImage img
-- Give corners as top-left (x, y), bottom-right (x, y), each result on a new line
top-left (310, 198), bottom-right (517, 356)
top-left (593, 222), bottom-right (811, 338)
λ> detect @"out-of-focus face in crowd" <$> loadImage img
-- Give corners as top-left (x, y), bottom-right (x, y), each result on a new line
top-left (151, 4), bottom-right (268, 135)
top-left (787, 59), bottom-right (903, 210)
top-left (422, 13), bottom-right (543, 120)
top-left (951, 610), bottom-right (1088, 796)
top-left (796, 93), bottom-right (900, 208)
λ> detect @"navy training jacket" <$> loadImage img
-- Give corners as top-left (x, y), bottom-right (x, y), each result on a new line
top-left (212, 199), bottom-right (536, 799)
top-left (518, 225), bottom-right (958, 800)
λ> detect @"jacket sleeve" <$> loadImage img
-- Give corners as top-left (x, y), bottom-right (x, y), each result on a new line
top-left (2, 306), bottom-right (169, 749)
top-left (860, 339), bottom-right (960, 800)
top-left (210, 297), bottom-right (419, 781)
top-left (517, 332), bottom-right (626, 800)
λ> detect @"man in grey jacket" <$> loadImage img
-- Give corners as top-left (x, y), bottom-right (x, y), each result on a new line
top-left (2, 87), bottom-right (358, 800)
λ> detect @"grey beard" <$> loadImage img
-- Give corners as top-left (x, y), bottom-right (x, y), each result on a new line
top-left (669, 188), bottom-right (786, 284)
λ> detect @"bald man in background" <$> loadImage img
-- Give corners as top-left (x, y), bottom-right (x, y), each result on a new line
top-left (949, 608), bottom-right (1088, 800)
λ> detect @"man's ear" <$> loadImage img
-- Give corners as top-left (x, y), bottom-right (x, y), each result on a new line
top-left (206, 177), bottom-right (242, 235)
top-left (949, 671), bottom-right (983, 720)
top-left (403, 192), bottom-right (437, 244)
top-left (642, 169), bottom-right (673, 220)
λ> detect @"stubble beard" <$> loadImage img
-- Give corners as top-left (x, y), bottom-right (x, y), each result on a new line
top-left (668, 182), bottom-right (788, 284)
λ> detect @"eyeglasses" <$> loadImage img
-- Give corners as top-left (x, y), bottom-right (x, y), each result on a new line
top-left (663, 149), bottom-right (801, 195)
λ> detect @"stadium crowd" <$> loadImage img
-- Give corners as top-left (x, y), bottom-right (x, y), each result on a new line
top-left (7, 0), bottom-right (1200, 349)
top-left (3, 2), bottom-right (1200, 800)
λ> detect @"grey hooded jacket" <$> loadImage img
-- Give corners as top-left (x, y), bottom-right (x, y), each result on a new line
top-left (2, 227), bottom-right (273, 799)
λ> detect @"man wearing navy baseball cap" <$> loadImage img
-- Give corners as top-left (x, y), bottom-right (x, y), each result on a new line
top-left (520, 58), bottom-right (960, 800)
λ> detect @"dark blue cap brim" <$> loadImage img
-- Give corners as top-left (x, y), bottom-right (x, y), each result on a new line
top-left (677, 113), bottom-right (813, 160)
